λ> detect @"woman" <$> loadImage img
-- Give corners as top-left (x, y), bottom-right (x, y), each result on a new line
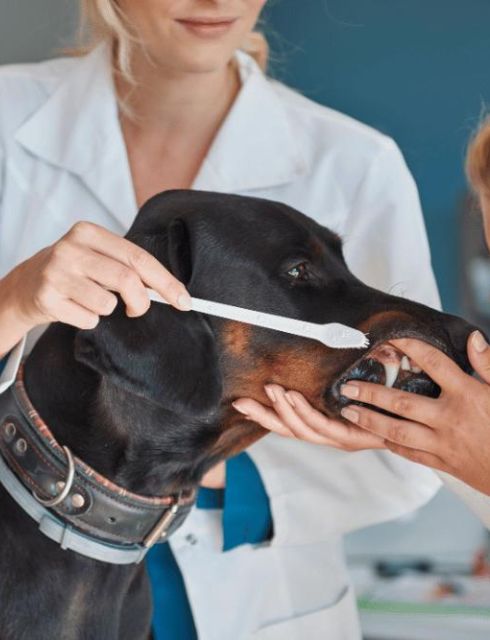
top-left (0, 1), bottom-right (457, 638)
top-left (234, 123), bottom-right (490, 501)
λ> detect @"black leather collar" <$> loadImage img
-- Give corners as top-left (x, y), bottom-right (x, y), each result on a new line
top-left (0, 367), bottom-right (196, 563)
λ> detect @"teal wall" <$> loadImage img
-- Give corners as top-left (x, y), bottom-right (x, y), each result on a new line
top-left (264, 0), bottom-right (490, 312)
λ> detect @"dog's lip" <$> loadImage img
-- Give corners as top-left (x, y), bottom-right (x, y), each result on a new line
top-left (328, 331), bottom-right (448, 406)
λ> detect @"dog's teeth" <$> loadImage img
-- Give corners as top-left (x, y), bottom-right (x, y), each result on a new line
top-left (384, 362), bottom-right (400, 388)
top-left (401, 356), bottom-right (411, 371)
top-left (411, 365), bottom-right (422, 374)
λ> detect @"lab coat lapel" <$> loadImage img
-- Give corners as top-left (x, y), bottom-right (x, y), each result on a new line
top-left (193, 52), bottom-right (306, 192)
top-left (15, 46), bottom-right (305, 226)
top-left (15, 44), bottom-right (137, 231)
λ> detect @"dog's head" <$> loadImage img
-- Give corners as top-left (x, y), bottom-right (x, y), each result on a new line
top-left (75, 190), bottom-right (478, 473)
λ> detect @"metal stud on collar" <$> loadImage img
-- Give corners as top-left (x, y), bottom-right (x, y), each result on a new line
top-left (33, 446), bottom-right (76, 508)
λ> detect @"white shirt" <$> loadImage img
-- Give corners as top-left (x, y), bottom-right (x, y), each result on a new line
top-left (0, 44), bottom-right (488, 639)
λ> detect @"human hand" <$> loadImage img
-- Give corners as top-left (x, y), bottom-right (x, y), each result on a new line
top-left (232, 385), bottom-right (386, 451)
top-left (338, 333), bottom-right (490, 496)
top-left (1, 221), bottom-right (191, 337)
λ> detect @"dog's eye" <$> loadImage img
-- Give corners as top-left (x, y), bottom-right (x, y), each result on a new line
top-left (287, 263), bottom-right (309, 281)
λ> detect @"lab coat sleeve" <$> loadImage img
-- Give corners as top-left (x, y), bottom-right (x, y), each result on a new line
top-left (0, 138), bottom-right (26, 395)
top-left (342, 137), bottom-right (441, 309)
top-left (0, 337), bottom-right (25, 394)
top-left (437, 471), bottom-right (490, 529)
top-left (0, 138), bottom-right (4, 204)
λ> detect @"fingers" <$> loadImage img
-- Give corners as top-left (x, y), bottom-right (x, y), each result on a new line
top-left (340, 380), bottom-right (440, 427)
top-left (468, 330), bottom-right (490, 385)
top-left (54, 299), bottom-right (100, 331)
top-left (80, 252), bottom-right (150, 317)
top-left (67, 222), bottom-right (191, 311)
top-left (340, 404), bottom-right (439, 453)
top-left (384, 441), bottom-right (448, 473)
top-left (390, 338), bottom-right (464, 391)
top-left (232, 398), bottom-right (295, 438)
top-left (263, 385), bottom-right (350, 446)
top-left (58, 275), bottom-right (118, 317)
top-left (282, 390), bottom-right (386, 449)
top-left (233, 387), bottom-right (386, 450)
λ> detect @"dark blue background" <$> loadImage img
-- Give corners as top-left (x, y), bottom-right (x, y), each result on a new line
top-left (264, 0), bottom-right (490, 311)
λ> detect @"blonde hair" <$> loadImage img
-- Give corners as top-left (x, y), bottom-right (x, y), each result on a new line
top-left (467, 117), bottom-right (490, 199)
top-left (78, 0), bottom-right (269, 81)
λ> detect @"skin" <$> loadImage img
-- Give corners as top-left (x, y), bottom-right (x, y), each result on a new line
top-left (116, 0), bottom-right (266, 205)
top-left (1, 0), bottom-right (266, 488)
top-left (234, 193), bottom-right (490, 497)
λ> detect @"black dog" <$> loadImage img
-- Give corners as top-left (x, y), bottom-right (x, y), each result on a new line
top-left (0, 190), bottom-right (477, 639)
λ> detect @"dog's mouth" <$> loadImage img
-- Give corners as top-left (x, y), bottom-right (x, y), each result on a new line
top-left (329, 341), bottom-right (441, 413)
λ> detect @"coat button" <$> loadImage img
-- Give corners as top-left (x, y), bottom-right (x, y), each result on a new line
top-left (185, 533), bottom-right (198, 546)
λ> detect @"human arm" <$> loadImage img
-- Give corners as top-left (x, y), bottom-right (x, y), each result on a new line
top-left (0, 220), bottom-right (192, 357)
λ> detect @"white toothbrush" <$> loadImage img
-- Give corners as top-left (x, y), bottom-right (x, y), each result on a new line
top-left (147, 290), bottom-right (369, 350)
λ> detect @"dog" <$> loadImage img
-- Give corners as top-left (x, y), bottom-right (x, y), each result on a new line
top-left (0, 190), bottom-right (477, 639)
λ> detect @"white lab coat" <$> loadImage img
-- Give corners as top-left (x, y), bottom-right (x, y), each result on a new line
top-left (0, 43), bottom-right (489, 640)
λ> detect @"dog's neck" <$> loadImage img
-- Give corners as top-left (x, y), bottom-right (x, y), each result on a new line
top-left (23, 324), bottom-right (220, 498)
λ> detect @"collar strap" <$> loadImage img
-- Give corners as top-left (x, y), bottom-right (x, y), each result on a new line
top-left (0, 368), bottom-right (196, 564)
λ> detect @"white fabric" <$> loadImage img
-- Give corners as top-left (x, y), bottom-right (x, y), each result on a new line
top-left (0, 43), bottom-right (485, 639)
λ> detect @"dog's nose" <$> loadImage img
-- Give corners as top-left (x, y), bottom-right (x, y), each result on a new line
top-left (441, 313), bottom-right (483, 367)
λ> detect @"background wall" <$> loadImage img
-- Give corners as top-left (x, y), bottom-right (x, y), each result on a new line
top-left (0, 0), bottom-right (76, 65)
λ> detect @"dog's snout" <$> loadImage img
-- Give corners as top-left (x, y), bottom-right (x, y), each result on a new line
top-left (442, 313), bottom-right (482, 369)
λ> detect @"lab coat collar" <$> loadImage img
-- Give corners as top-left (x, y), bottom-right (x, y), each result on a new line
top-left (193, 50), bottom-right (306, 192)
top-left (15, 44), bottom-right (305, 230)
top-left (15, 44), bottom-right (137, 231)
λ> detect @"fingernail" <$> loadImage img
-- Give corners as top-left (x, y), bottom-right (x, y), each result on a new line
top-left (341, 383), bottom-right (360, 399)
top-left (341, 407), bottom-right (359, 424)
top-left (285, 392), bottom-right (296, 408)
top-left (232, 402), bottom-right (249, 417)
top-left (472, 330), bottom-right (488, 353)
top-left (177, 292), bottom-right (192, 311)
top-left (264, 385), bottom-right (277, 403)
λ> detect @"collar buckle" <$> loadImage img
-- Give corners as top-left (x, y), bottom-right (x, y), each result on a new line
top-left (143, 491), bottom-right (188, 548)
top-left (33, 445), bottom-right (75, 507)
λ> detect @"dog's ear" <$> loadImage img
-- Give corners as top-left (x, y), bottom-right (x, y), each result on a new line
top-left (74, 219), bottom-right (222, 417)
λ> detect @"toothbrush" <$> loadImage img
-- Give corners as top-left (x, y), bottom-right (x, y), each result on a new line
top-left (147, 290), bottom-right (369, 350)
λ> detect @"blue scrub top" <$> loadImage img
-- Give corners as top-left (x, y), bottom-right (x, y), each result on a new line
top-left (147, 452), bottom-right (272, 640)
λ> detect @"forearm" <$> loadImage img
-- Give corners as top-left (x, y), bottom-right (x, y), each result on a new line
top-left (0, 271), bottom-right (34, 357)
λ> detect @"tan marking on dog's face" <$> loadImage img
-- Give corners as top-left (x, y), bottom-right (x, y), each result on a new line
top-left (222, 336), bottom-right (338, 412)
top-left (209, 340), bottom-right (346, 461)
top-left (212, 321), bottom-right (357, 460)
top-left (358, 310), bottom-right (415, 333)
top-left (222, 322), bottom-right (252, 357)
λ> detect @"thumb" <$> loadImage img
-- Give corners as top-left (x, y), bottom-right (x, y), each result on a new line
top-left (468, 330), bottom-right (490, 384)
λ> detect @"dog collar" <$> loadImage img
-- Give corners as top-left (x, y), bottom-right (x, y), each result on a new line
top-left (0, 367), bottom-right (196, 564)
